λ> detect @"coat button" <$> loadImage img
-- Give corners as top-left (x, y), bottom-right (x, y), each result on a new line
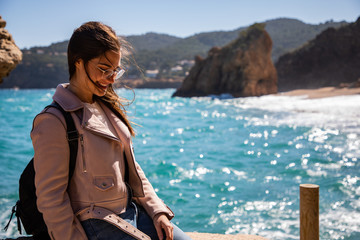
top-left (102, 183), bottom-right (107, 187)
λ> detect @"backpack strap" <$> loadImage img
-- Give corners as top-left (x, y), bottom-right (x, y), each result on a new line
top-left (3, 102), bottom-right (79, 235)
top-left (45, 102), bottom-right (79, 183)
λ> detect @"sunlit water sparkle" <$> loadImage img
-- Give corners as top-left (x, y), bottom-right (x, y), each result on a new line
top-left (0, 89), bottom-right (359, 239)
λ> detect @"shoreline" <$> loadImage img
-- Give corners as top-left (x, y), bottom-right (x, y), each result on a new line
top-left (275, 86), bottom-right (360, 99)
top-left (2, 84), bottom-right (360, 100)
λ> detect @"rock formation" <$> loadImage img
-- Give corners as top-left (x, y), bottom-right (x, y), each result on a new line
top-left (0, 16), bottom-right (22, 84)
top-left (276, 17), bottom-right (360, 92)
top-left (172, 23), bottom-right (277, 98)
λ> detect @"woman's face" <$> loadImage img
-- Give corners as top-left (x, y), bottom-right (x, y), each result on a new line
top-left (84, 50), bottom-right (121, 97)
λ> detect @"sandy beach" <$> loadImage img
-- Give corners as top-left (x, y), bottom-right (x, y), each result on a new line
top-left (275, 86), bottom-right (360, 99)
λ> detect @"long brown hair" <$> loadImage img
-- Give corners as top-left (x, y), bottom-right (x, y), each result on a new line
top-left (67, 21), bottom-right (135, 136)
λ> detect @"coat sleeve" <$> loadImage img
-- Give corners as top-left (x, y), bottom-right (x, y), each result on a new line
top-left (129, 144), bottom-right (175, 220)
top-left (31, 112), bottom-right (88, 240)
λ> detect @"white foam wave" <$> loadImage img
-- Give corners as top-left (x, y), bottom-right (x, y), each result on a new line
top-left (229, 95), bottom-right (360, 133)
top-left (178, 166), bottom-right (213, 180)
top-left (216, 197), bottom-right (360, 239)
top-left (217, 200), bottom-right (299, 239)
top-left (321, 206), bottom-right (360, 239)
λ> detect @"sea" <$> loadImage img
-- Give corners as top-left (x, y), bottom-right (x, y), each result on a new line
top-left (0, 88), bottom-right (359, 240)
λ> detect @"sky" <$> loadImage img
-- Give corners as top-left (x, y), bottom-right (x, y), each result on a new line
top-left (0, 0), bottom-right (359, 49)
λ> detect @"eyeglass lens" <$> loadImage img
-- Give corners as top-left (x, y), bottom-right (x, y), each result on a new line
top-left (104, 69), bottom-right (125, 80)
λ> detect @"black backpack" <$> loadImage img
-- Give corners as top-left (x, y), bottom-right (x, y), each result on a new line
top-left (4, 102), bottom-right (79, 240)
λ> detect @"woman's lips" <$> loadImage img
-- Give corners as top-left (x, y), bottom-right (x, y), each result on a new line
top-left (95, 82), bottom-right (108, 90)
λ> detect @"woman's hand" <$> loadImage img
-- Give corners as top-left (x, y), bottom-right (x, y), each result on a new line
top-left (153, 213), bottom-right (174, 240)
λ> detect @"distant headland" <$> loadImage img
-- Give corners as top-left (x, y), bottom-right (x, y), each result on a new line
top-left (1, 16), bottom-right (359, 99)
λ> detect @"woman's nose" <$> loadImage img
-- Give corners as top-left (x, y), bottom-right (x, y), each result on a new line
top-left (107, 74), bottom-right (116, 84)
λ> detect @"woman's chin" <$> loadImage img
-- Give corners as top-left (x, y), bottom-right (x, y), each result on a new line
top-left (93, 83), bottom-right (109, 96)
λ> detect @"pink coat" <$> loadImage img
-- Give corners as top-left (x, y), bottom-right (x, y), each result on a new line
top-left (32, 84), bottom-right (174, 239)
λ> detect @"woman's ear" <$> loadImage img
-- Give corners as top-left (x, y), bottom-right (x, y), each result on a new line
top-left (75, 59), bottom-right (83, 69)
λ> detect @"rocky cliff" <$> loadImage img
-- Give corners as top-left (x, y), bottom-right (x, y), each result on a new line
top-left (0, 16), bottom-right (22, 84)
top-left (172, 23), bottom-right (277, 98)
top-left (276, 17), bottom-right (360, 91)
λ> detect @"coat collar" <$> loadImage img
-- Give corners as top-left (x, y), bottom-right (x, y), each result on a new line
top-left (53, 83), bottom-right (84, 112)
top-left (81, 103), bottom-right (120, 141)
top-left (52, 83), bottom-right (131, 143)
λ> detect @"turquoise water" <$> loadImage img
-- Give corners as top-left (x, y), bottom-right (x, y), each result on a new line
top-left (0, 89), bottom-right (359, 239)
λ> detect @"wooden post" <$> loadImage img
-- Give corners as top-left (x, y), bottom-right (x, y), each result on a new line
top-left (300, 184), bottom-right (319, 240)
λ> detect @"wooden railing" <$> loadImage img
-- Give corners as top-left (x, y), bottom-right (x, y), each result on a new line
top-left (300, 184), bottom-right (319, 240)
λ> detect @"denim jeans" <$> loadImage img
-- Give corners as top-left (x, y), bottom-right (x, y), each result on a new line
top-left (81, 202), bottom-right (192, 240)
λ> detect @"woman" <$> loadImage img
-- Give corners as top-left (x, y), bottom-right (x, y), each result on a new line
top-left (31, 21), bottom-right (191, 240)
